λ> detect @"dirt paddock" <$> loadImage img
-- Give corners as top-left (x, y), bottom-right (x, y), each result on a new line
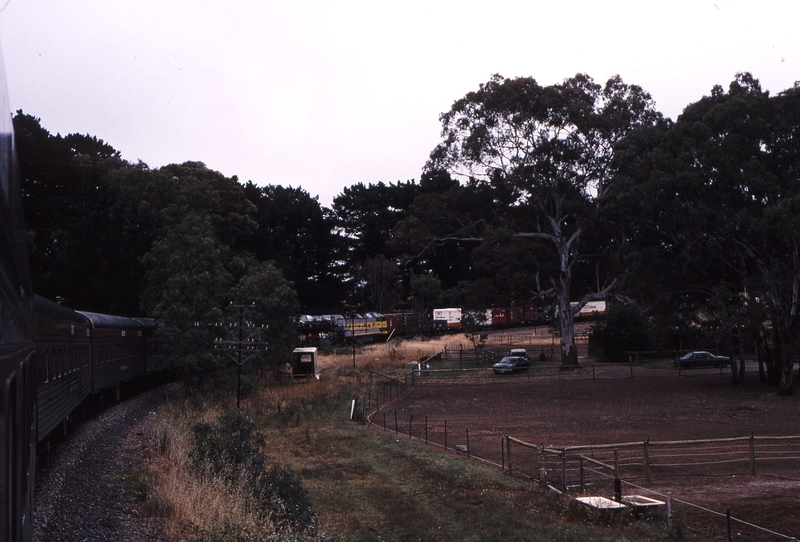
top-left (385, 370), bottom-right (800, 541)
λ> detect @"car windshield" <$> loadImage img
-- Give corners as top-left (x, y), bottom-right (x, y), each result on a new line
top-left (498, 357), bottom-right (517, 364)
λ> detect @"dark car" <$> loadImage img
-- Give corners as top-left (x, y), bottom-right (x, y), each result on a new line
top-left (492, 355), bottom-right (531, 374)
top-left (674, 351), bottom-right (730, 368)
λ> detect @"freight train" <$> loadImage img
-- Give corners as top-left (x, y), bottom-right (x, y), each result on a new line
top-left (297, 304), bottom-right (545, 344)
top-left (298, 301), bottom-right (607, 345)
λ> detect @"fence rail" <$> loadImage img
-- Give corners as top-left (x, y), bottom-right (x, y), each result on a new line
top-left (362, 405), bottom-right (800, 540)
top-left (505, 434), bottom-right (800, 491)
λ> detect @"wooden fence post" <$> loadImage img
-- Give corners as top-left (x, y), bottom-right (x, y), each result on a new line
top-left (579, 456), bottom-right (585, 491)
top-left (562, 451), bottom-right (568, 491)
top-left (750, 433), bottom-right (756, 476)
top-left (613, 449), bottom-right (620, 479)
top-left (644, 440), bottom-right (651, 483)
top-left (667, 492), bottom-right (673, 531)
top-left (506, 437), bottom-right (512, 475)
top-left (466, 428), bottom-right (470, 459)
top-left (727, 509), bottom-right (732, 542)
top-left (501, 438), bottom-right (505, 472)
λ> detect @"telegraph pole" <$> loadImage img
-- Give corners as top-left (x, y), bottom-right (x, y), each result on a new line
top-left (214, 303), bottom-right (269, 409)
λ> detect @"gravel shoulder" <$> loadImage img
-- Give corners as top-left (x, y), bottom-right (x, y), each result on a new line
top-left (33, 384), bottom-right (176, 542)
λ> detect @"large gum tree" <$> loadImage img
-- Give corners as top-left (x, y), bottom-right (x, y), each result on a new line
top-left (428, 73), bottom-right (661, 367)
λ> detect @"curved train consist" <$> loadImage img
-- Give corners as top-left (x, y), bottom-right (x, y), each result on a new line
top-left (0, 54), bottom-right (37, 539)
top-left (34, 296), bottom-right (164, 442)
top-left (0, 55), bottom-right (169, 539)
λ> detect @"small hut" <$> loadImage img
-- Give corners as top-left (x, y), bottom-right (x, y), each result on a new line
top-left (291, 347), bottom-right (318, 379)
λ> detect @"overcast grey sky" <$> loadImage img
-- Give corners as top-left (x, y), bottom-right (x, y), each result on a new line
top-left (1, 1), bottom-right (798, 206)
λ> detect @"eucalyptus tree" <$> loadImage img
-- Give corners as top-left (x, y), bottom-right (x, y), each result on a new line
top-left (612, 74), bottom-right (800, 394)
top-left (428, 74), bottom-right (661, 366)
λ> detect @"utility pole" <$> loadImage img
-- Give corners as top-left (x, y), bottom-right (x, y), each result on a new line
top-left (351, 313), bottom-right (356, 373)
top-left (214, 303), bottom-right (269, 409)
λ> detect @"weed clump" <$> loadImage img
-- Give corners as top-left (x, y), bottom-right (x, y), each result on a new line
top-left (190, 409), bottom-right (317, 535)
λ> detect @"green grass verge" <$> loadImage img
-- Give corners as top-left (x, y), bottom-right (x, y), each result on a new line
top-left (244, 379), bottom-right (675, 542)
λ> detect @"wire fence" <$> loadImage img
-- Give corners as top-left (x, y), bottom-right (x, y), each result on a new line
top-left (356, 340), bottom-right (798, 539)
top-left (362, 395), bottom-right (800, 541)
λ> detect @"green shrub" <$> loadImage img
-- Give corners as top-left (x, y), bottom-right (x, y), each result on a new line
top-left (189, 409), bottom-right (316, 535)
top-left (190, 409), bottom-right (266, 476)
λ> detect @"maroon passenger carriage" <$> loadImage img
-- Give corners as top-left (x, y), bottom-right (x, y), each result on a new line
top-left (0, 48), bottom-right (36, 541)
top-left (78, 311), bottom-right (151, 402)
top-left (0, 39), bottom-right (168, 542)
top-left (34, 296), bottom-right (91, 441)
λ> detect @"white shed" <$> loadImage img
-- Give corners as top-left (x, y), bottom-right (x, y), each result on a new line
top-left (292, 347), bottom-right (319, 378)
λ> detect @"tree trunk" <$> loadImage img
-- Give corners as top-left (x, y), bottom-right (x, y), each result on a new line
top-left (737, 331), bottom-right (746, 383)
top-left (728, 343), bottom-right (741, 385)
top-left (779, 357), bottom-right (795, 396)
top-left (557, 280), bottom-right (579, 368)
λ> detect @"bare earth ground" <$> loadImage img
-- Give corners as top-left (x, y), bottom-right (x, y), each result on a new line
top-left (333, 325), bottom-right (800, 541)
top-left (386, 373), bottom-right (800, 541)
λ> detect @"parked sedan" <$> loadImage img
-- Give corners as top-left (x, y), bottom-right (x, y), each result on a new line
top-left (674, 351), bottom-right (730, 368)
top-left (492, 356), bottom-right (531, 374)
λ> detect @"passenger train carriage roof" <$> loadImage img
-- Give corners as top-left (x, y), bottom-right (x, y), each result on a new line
top-left (34, 294), bottom-right (90, 326)
top-left (77, 311), bottom-right (156, 330)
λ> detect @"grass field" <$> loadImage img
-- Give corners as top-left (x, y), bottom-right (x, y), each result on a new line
top-left (143, 334), bottom-right (677, 541)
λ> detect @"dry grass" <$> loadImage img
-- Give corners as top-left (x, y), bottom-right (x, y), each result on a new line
top-left (317, 334), bottom-right (462, 375)
top-left (147, 405), bottom-right (286, 540)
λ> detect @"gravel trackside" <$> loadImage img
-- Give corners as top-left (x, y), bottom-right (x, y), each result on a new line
top-left (33, 385), bottom-right (176, 542)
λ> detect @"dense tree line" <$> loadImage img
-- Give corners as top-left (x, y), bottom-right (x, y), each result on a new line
top-left (14, 71), bottom-right (800, 392)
